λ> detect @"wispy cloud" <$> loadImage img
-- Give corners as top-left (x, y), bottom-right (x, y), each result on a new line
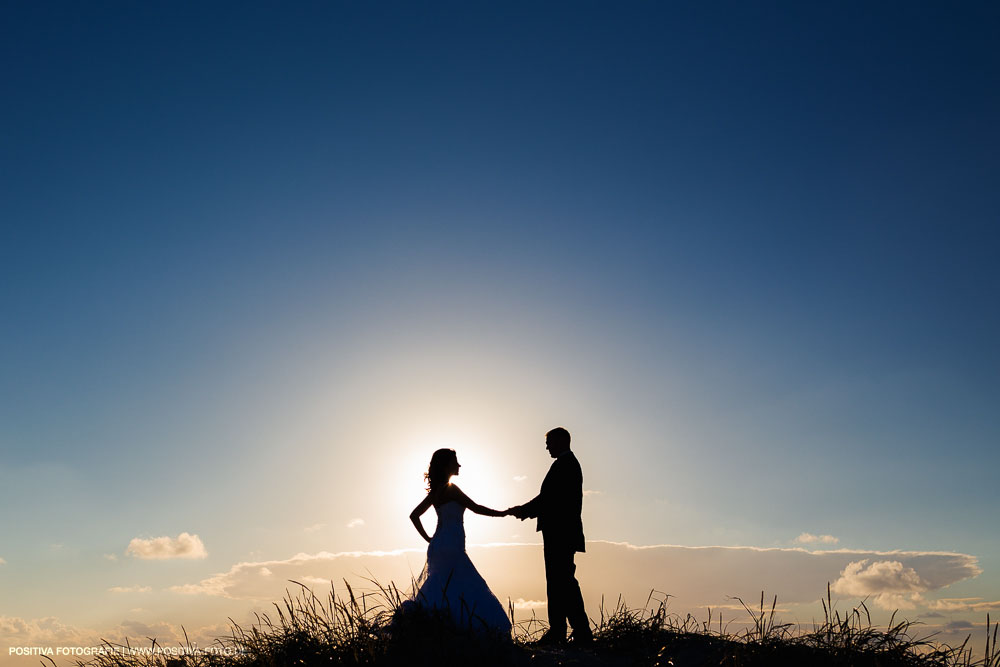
top-left (109, 619), bottom-right (218, 647)
top-left (126, 532), bottom-right (207, 560)
top-left (925, 598), bottom-right (1000, 612)
top-left (169, 548), bottom-right (422, 598)
top-left (0, 614), bottom-right (238, 656)
top-left (304, 523), bottom-right (326, 533)
top-left (104, 553), bottom-right (119, 561)
top-left (346, 518), bottom-right (365, 529)
top-left (512, 598), bottom-right (546, 610)
top-left (946, 620), bottom-right (975, 631)
top-left (108, 586), bottom-right (152, 594)
top-left (711, 602), bottom-right (793, 613)
top-left (794, 533), bottom-right (839, 545)
top-left (583, 489), bottom-right (603, 497)
top-left (168, 540), bottom-right (982, 616)
top-left (0, 615), bottom-right (99, 646)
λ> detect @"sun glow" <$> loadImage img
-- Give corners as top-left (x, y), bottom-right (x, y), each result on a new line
top-left (386, 425), bottom-right (523, 545)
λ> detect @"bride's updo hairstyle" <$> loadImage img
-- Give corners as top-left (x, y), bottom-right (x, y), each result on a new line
top-left (425, 448), bottom-right (457, 493)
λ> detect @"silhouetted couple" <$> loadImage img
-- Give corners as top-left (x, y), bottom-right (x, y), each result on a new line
top-left (406, 427), bottom-right (592, 645)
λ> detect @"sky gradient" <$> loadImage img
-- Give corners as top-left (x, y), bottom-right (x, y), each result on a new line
top-left (2, 1), bottom-right (999, 663)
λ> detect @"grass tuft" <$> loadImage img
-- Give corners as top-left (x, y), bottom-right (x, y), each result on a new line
top-left (73, 581), bottom-right (1000, 667)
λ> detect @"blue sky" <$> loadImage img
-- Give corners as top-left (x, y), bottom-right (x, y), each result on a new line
top-left (1, 1), bottom-right (999, 658)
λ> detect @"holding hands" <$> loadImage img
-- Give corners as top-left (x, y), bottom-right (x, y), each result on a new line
top-left (505, 505), bottom-right (528, 520)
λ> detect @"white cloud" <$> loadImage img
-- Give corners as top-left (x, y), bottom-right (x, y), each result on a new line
top-left (795, 533), bottom-right (839, 545)
top-left (832, 560), bottom-right (927, 595)
top-left (511, 598), bottom-right (546, 610)
top-left (346, 518), bottom-right (365, 529)
top-left (104, 553), bottom-right (119, 561)
top-left (126, 532), bottom-right (207, 560)
top-left (0, 615), bottom-right (100, 647)
top-left (304, 523), bottom-right (326, 533)
top-left (113, 619), bottom-right (187, 643)
top-left (108, 586), bottom-right (152, 594)
top-left (831, 560), bottom-right (928, 609)
top-left (586, 543), bottom-right (980, 613)
top-left (169, 548), bottom-right (423, 598)
top-left (168, 540), bottom-right (982, 620)
top-left (0, 614), bottom-right (240, 657)
top-left (830, 557), bottom-right (980, 612)
top-left (583, 489), bottom-right (603, 497)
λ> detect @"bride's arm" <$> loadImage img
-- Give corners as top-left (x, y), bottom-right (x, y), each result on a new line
top-left (409, 494), bottom-right (434, 543)
top-left (451, 485), bottom-right (507, 517)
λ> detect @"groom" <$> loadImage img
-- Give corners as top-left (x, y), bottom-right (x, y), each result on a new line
top-left (508, 427), bottom-right (592, 645)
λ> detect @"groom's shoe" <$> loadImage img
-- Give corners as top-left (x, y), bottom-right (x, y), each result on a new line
top-left (534, 630), bottom-right (567, 646)
top-left (569, 630), bottom-right (594, 647)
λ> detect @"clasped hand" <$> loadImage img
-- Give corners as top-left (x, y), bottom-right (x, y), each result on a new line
top-left (505, 505), bottom-right (528, 520)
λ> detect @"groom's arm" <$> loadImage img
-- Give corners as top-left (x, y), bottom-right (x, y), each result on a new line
top-left (518, 494), bottom-right (543, 519)
top-left (511, 457), bottom-right (569, 519)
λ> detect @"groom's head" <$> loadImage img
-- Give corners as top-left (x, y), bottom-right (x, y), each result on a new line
top-left (545, 427), bottom-right (571, 458)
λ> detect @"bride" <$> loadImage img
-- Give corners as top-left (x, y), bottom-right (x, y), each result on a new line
top-left (405, 448), bottom-right (512, 633)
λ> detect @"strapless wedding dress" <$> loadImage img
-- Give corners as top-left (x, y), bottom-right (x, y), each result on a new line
top-left (408, 501), bottom-right (512, 632)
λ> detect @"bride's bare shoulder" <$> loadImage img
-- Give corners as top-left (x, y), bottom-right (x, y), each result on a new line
top-left (428, 485), bottom-right (452, 507)
top-left (446, 484), bottom-right (472, 506)
top-left (432, 484), bottom-right (464, 506)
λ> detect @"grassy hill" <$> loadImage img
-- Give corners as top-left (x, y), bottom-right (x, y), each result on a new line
top-left (72, 582), bottom-right (1000, 667)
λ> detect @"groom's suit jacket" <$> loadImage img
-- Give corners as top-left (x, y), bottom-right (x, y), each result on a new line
top-left (521, 451), bottom-right (586, 553)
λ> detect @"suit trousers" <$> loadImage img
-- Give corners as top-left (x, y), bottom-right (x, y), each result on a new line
top-left (542, 540), bottom-right (589, 637)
